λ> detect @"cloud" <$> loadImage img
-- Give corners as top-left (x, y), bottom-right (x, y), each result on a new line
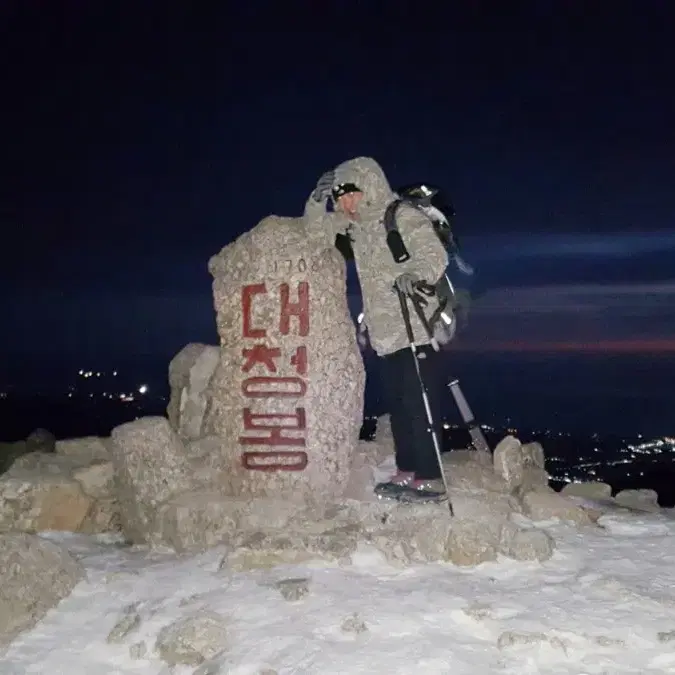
top-left (465, 231), bottom-right (675, 262)
top-left (462, 281), bottom-right (675, 351)
top-left (473, 281), bottom-right (675, 314)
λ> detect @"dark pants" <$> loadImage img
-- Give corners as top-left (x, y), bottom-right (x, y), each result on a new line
top-left (380, 344), bottom-right (445, 480)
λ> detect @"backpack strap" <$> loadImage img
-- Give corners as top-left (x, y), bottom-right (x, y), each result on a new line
top-left (383, 199), bottom-right (403, 235)
top-left (383, 198), bottom-right (412, 263)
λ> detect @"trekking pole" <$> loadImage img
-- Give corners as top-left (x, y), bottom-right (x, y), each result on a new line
top-left (397, 288), bottom-right (454, 516)
top-left (447, 379), bottom-right (491, 455)
top-left (409, 286), bottom-right (490, 457)
top-left (408, 288), bottom-right (440, 352)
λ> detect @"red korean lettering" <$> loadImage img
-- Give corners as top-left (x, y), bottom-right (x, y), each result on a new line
top-left (242, 283), bottom-right (267, 338)
top-left (279, 281), bottom-right (309, 336)
top-left (241, 344), bottom-right (281, 373)
top-left (238, 407), bottom-right (307, 447)
top-left (289, 346), bottom-right (308, 375)
top-left (241, 450), bottom-right (308, 472)
top-left (241, 376), bottom-right (307, 398)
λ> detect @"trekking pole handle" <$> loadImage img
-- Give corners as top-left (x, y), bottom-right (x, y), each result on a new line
top-left (409, 293), bottom-right (440, 352)
top-left (396, 289), bottom-right (417, 345)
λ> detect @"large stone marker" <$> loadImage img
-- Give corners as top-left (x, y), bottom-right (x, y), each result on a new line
top-left (207, 215), bottom-right (365, 506)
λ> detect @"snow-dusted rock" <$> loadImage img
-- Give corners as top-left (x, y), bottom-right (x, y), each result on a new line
top-left (561, 481), bottom-right (613, 501)
top-left (151, 491), bottom-right (307, 553)
top-left (501, 527), bottom-right (555, 562)
top-left (443, 449), bottom-right (510, 492)
top-left (0, 447), bottom-right (120, 535)
top-left (0, 446), bottom-right (119, 534)
top-left (493, 435), bottom-right (524, 490)
top-left (343, 439), bottom-right (395, 502)
top-left (275, 577), bottom-right (310, 601)
top-left (109, 416), bottom-right (196, 544)
top-left (222, 522), bottom-right (361, 571)
top-left (167, 343), bottom-right (220, 441)
top-left (614, 488), bottom-right (660, 512)
top-left (155, 610), bottom-right (228, 667)
top-left (206, 214), bottom-right (365, 507)
top-left (0, 533), bottom-right (84, 647)
top-left (151, 492), bottom-right (239, 553)
top-left (0, 433), bottom-right (122, 534)
top-left (0, 472), bottom-right (93, 534)
top-left (521, 490), bottom-right (595, 526)
top-left (106, 603), bottom-right (142, 644)
top-left (521, 441), bottom-right (546, 469)
top-left (55, 436), bottom-right (110, 462)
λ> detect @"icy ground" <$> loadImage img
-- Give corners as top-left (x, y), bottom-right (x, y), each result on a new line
top-left (4, 509), bottom-right (675, 675)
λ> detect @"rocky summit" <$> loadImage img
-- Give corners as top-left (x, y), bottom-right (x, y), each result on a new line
top-left (0, 211), bottom-right (665, 652)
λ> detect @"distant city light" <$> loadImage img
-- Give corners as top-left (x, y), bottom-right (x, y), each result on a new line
top-left (138, 385), bottom-right (148, 394)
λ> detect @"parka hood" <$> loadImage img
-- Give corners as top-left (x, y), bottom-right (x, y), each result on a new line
top-left (332, 156), bottom-right (397, 211)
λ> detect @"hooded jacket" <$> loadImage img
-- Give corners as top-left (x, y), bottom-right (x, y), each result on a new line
top-left (304, 157), bottom-right (448, 356)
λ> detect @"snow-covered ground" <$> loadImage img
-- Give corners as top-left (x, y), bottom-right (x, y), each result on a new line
top-left (4, 509), bottom-right (675, 675)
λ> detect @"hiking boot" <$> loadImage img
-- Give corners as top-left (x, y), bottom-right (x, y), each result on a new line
top-left (398, 479), bottom-right (448, 504)
top-left (374, 471), bottom-right (415, 500)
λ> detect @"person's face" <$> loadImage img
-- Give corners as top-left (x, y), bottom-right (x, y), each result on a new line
top-left (337, 191), bottom-right (363, 217)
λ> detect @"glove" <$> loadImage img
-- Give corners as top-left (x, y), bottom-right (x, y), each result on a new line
top-left (393, 272), bottom-right (421, 297)
top-left (311, 170), bottom-right (335, 203)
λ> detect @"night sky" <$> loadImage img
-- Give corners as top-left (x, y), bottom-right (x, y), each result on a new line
top-left (1, 2), bottom-right (674, 434)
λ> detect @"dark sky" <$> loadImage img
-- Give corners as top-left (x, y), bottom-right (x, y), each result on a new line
top-left (1, 1), bottom-right (674, 431)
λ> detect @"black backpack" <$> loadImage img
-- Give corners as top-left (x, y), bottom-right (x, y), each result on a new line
top-left (334, 183), bottom-right (461, 262)
top-left (335, 183), bottom-right (474, 337)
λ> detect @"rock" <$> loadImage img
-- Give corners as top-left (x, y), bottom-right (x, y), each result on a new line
top-left (443, 450), bottom-right (510, 493)
top-left (151, 491), bottom-right (238, 553)
top-left (167, 343), bottom-right (220, 441)
top-left (55, 436), bottom-right (110, 462)
top-left (71, 461), bottom-right (115, 500)
top-left (347, 487), bottom-right (525, 567)
top-left (521, 490), bottom-right (594, 526)
top-left (657, 630), bottom-right (675, 643)
top-left (448, 520), bottom-right (499, 566)
top-left (518, 466), bottom-right (551, 495)
top-left (129, 641), bottom-right (147, 659)
top-left (206, 215), bottom-right (365, 507)
top-left (493, 435), bottom-right (524, 490)
top-left (155, 610), bottom-right (228, 667)
top-left (521, 441), bottom-right (546, 469)
top-left (561, 481), bottom-right (613, 501)
top-left (151, 491), bottom-right (306, 553)
top-left (185, 436), bottom-right (233, 494)
top-left (502, 528), bottom-right (555, 562)
top-left (614, 488), bottom-right (660, 512)
top-left (275, 577), bottom-right (309, 601)
top-left (0, 472), bottom-right (94, 533)
top-left (80, 498), bottom-right (121, 534)
top-left (107, 603), bottom-right (142, 644)
top-left (447, 488), bottom-right (531, 566)
top-left (341, 613), bottom-right (368, 634)
top-left (497, 630), bottom-right (568, 653)
top-left (352, 500), bottom-right (454, 565)
top-left (0, 451), bottom-right (119, 534)
top-left (222, 523), bottom-right (360, 571)
top-left (343, 439), bottom-right (395, 502)
top-left (109, 417), bottom-right (195, 544)
top-left (25, 428), bottom-right (56, 454)
top-left (0, 533), bottom-right (84, 647)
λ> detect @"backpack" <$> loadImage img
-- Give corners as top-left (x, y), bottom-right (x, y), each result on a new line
top-left (383, 184), bottom-right (474, 343)
top-left (333, 183), bottom-right (474, 344)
